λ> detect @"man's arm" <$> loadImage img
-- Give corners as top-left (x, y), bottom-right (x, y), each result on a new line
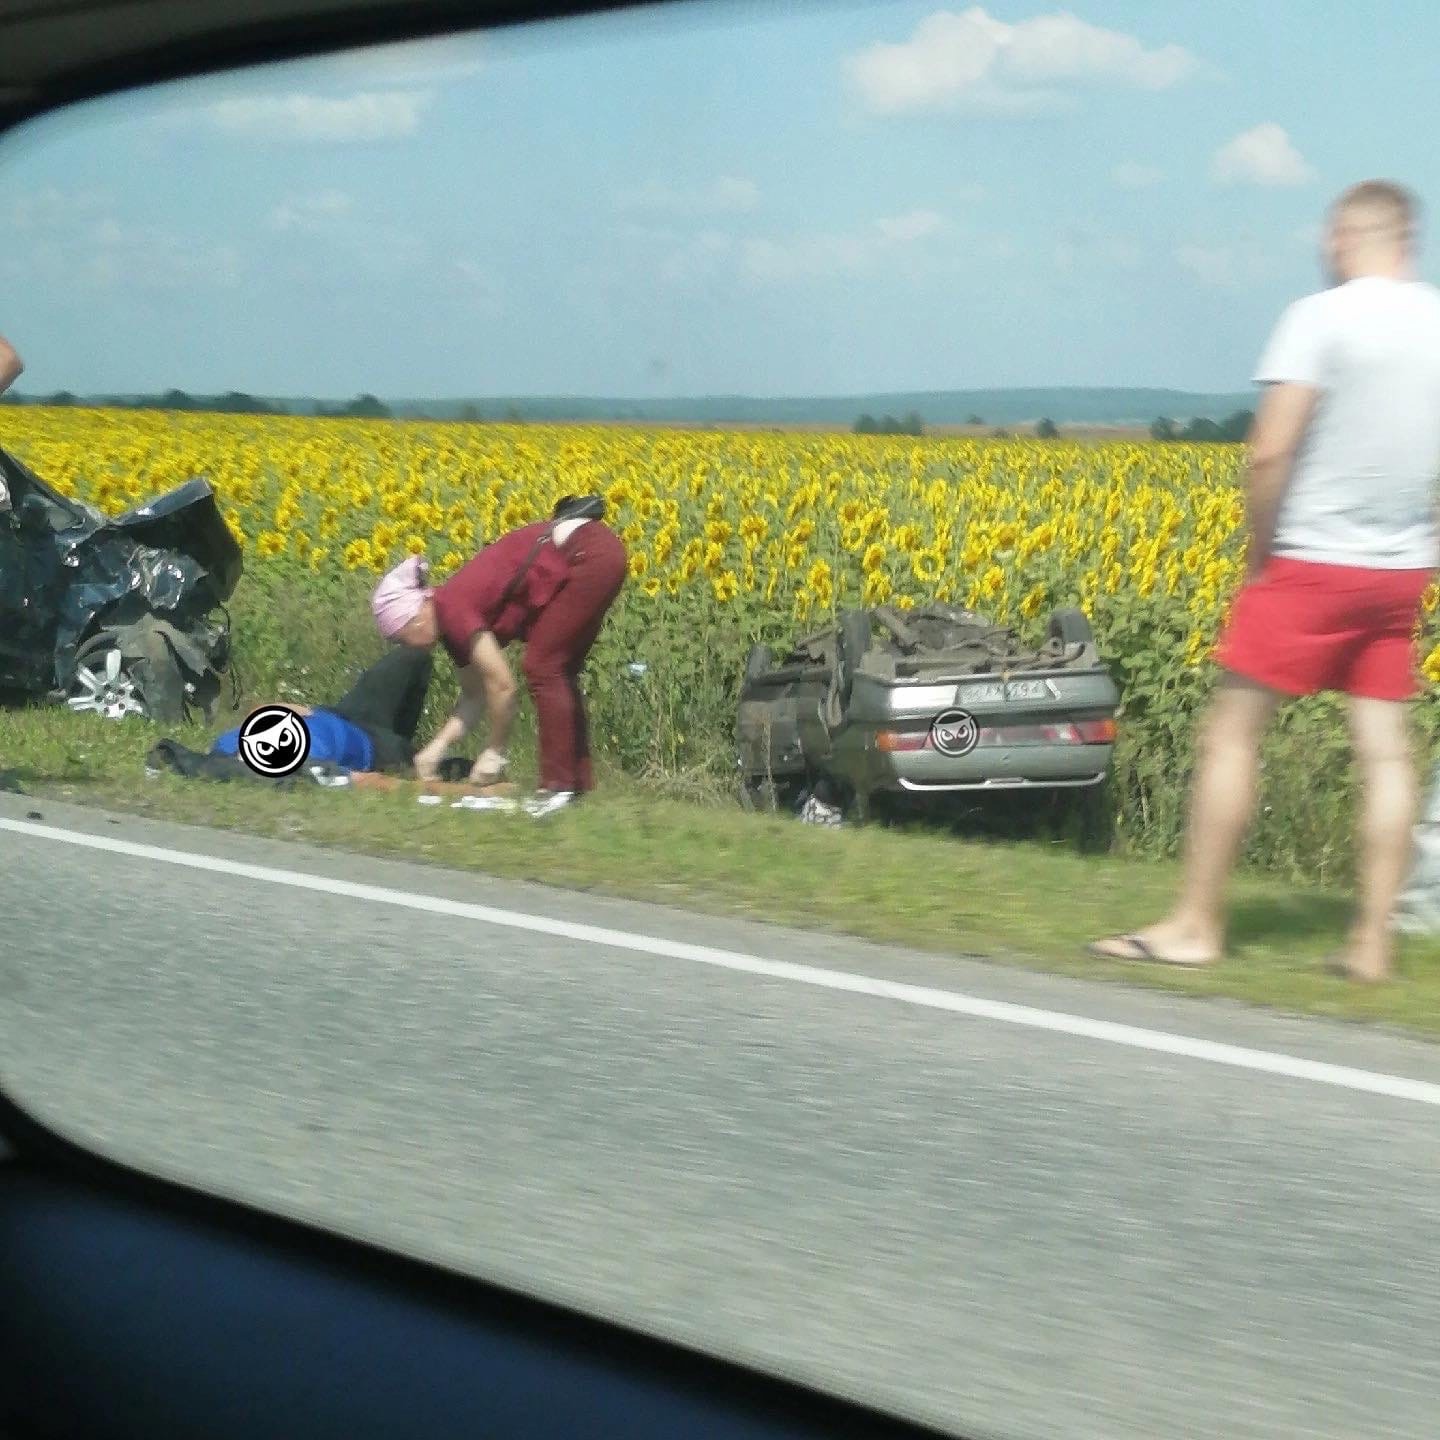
top-left (0, 334), bottom-right (23, 397)
top-left (1241, 382), bottom-right (1318, 579)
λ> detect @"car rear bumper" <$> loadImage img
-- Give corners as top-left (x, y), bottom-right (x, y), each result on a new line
top-left (834, 737), bottom-right (1115, 793)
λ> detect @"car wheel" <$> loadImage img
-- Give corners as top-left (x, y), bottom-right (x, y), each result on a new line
top-left (1048, 607), bottom-right (1094, 649)
top-left (67, 636), bottom-right (148, 720)
top-left (68, 619), bottom-right (190, 723)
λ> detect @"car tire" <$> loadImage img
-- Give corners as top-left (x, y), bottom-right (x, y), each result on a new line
top-left (68, 633), bottom-right (151, 720)
top-left (1048, 607), bottom-right (1094, 649)
top-left (69, 620), bottom-right (189, 723)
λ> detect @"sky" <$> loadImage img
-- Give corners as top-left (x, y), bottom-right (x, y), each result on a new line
top-left (3, 0), bottom-right (1439, 400)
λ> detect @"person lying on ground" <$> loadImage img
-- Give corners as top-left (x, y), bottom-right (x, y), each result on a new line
top-left (209, 645), bottom-right (435, 774)
top-left (145, 646), bottom-right (443, 781)
top-left (0, 333), bottom-right (23, 397)
top-left (369, 494), bottom-right (627, 817)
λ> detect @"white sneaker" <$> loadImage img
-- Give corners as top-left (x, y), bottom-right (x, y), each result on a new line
top-left (524, 789), bottom-right (576, 818)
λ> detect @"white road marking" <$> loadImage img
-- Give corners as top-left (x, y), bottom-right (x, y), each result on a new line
top-left (6, 813), bottom-right (1440, 1107)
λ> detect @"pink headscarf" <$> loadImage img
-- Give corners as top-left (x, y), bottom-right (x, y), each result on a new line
top-left (371, 554), bottom-right (434, 639)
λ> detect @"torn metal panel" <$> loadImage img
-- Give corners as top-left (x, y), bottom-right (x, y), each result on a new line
top-left (0, 446), bottom-right (242, 722)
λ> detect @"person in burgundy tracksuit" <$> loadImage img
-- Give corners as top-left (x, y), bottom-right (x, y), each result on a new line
top-left (370, 495), bottom-right (626, 815)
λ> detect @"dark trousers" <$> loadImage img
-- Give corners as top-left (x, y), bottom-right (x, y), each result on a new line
top-left (326, 646), bottom-right (434, 772)
top-left (521, 525), bottom-right (627, 793)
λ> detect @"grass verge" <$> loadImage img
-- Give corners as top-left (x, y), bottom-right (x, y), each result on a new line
top-left (7, 704), bottom-right (1440, 1039)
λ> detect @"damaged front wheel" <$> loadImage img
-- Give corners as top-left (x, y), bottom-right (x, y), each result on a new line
top-left (66, 639), bottom-right (147, 720)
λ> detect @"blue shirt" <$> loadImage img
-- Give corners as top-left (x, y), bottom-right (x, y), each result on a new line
top-left (212, 708), bottom-right (376, 772)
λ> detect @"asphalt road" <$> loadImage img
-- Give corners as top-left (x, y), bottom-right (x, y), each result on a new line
top-left (4, 793), bottom-right (1440, 1440)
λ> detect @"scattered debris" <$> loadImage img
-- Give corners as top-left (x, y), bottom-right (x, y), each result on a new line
top-left (797, 789), bottom-right (844, 827)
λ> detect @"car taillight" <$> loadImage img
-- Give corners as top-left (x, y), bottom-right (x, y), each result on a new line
top-left (980, 721), bottom-right (1116, 746)
top-left (980, 723), bottom-right (1076, 745)
top-left (1075, 717), bottom-right (1116, 744)
top-left (876, 730), bottom-right (929, 752)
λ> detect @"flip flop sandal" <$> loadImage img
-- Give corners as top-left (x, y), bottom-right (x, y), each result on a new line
top-left (1085, 935), bottom-right (1215, 967)
top-left (1322, 952), bottom-right (1389, 983)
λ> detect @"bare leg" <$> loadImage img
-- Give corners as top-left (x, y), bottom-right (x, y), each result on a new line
top-left (1089, 674), bottom-right (1282, 964)
top-left (1338, 696), bottom-right (1419, 981)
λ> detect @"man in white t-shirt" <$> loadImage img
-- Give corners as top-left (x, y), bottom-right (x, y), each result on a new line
top-left (0, 333), bottom-right (21, 396)
top-left (1090, 180), bottom-right (1440, 982)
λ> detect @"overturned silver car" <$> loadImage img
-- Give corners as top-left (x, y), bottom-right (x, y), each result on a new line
top-left (737, 602), bottom-right (1120, 818)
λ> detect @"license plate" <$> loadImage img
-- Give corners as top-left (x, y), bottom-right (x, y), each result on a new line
top-left (959, 679), bottom-right (1050, 705)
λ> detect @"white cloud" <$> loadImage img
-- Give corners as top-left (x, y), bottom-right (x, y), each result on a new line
top-left (1112, 161), bottom-right (1164, 189)
top-left (845, 7), bottom-right (1198, 117)
top-left (1176, 244), bottom-right (1237, 286)
top-left (5, 190), bottom-right (243, 293)
top-left (1175, 240), bottom-right (1272, 288)
top-left (741, 234), bottom-right (872, 283)
top-left (7, 187), bottom-right (109, 232)
top-left (323, 33), bottom-right (486, 86)
top-left (614, 176), bottom-right (761, 215)
top-left (740, 210), bottom-right (950, 283)
top-left (876, 208), bottom-right (945, 243)
top-left (1210, 123), bottom-right (1314, 187)
top-left (1055, 228), bottom-right (1143, 272)
top-left (262, 189), bottom-right (428, 275)
top-left (616, 205), bottom-right (950, 286)
top-left (268, 190), bottom-right (355, 233)
top-left (205, 90), bottom-right (430, 142)
top-left (657, 231), bottom-right (736, 285)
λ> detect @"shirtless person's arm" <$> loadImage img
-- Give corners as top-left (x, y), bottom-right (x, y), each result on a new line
top-left (0, 334), bottom-right (23, 397)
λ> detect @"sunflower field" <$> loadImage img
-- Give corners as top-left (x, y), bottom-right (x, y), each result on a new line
top-left (5, 404), bottom-right (1440, 876)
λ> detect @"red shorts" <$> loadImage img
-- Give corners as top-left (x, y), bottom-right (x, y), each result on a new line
top-left (1214, 556), bottom-right (1435, 701)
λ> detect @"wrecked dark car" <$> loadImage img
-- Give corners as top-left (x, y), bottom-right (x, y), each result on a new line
top-left (737, 601), bottom-right (1120, 819)
top-left (0, 445), bottom-right (242, 724)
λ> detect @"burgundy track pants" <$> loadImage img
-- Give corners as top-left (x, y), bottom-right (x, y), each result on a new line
top-left (521, 524), bottom-right (627, 793)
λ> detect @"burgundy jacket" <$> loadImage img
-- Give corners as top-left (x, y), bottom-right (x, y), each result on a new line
top-left (431, 522), bottom-right (573, 665)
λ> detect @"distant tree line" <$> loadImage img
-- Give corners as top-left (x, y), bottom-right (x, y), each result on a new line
top-left (314, 394), bottom-right (394, 420)
top-left (7, 390), bottom-right (278, 413)
top-left (1, 389), bottom-right (412, 419)
top-left (854, 411), bottom-right (925, 435)
top-left (1, 388), bottom-right (287, 414)
top-left (0, 390), bottom-right (541, 424)
top-left (1150, 410), bottom-right (1254, 443)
